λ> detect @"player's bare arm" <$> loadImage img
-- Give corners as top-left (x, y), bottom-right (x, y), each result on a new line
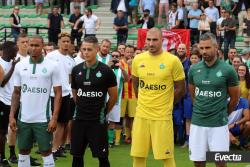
top-left (72, 88), bottom-right (77, 103)
top-left (1, 57), bottom-right (20, 87)
top-left (132, 75), bottom-right (139, 98)
top-left (9, 86), bottom-right (21, 131)
top-left (106, 86), bottom-right (118, 113)
top-left (48, 86), bottom-right (62, 133)
top-left (189, 83), bottom-right (195, 103)
top-left (228, 85), bottom-right (240, 114)
top-left (174, 79), bottom-right (186, 104)
top-left (0, 65), bottom-right (4, 84)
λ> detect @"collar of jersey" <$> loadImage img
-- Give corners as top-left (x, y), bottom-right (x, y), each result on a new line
top-left (83, 60), bottom-right (99, 70)
top-left (203, 57), bottom-right (219, 68)
top-left (29, 56), bottom-right (44, 64)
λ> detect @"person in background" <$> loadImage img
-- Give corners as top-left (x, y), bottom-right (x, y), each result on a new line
top-left (204, 0), bottom-right (219, 35)
top-left (217, 9), bottom-right (226, 49)
top-left (68, 6), bottom-right (83, 47)
top-left (47, 6), bottom-right (64, 45)
top-left (35, 0), bottom-right (44, 15)
top-left (44, 42), bottom-right (56, 56)
top-left (60, 0), bottom-right (70, 15)
top-left (129, 0), bottom-right (138, 24)
top-left (232, 55), bottom-right (243, 71)
top-left (118, 43), bottom-right (126, 57)
top-left (168, 3), bottom-right (178, 29)
top-left (158, 0), bottom-right (169, 25)
top-left (188, 2), bottom-right (202, 45)
top-left (240, 48), bottom-right (250, 68)
top-left (113, 10), bottom-right (128, 46)
top-left (238, 63), bottom-right (250, 106)
top-left (221, 10), bottom-right (238, 60)
top-left (243, 8), bottom-right (250, 48)
top-left (225, 47), bottom-right (238, 64)
top-left (198, 13), bottom-right (210, 34)
top-left (9, 6), bottom-right (22, 43)
top-left (137, 9), bottom-right (155, 29)
top-left (141, 0), bottom-right (155, 17)
top-left (237, 0), bottom-right (250, 36)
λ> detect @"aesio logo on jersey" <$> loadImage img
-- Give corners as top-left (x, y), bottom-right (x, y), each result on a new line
top-left (22, 84), bottom-right (48, 94)
top-left (77, 88), bottom-right (103, 97)
top-left (139, 80), bottom-right (166, 90)
top-left (195, 87), bottom-right (222, 97)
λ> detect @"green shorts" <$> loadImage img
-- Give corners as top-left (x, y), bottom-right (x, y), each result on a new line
top-left (17, 121), bottom-right (53, 152)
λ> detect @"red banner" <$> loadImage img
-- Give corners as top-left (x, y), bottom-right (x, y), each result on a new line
top-left (137, 28), bottom-right (191, 55)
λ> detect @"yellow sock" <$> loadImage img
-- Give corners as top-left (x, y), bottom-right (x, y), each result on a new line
top-left (115, 129), bottom-right (122, 144)
top-left (125, 127), bottom-right (131, 139)
top-left (163, 158), bottom-right (176, 167)
top-left (133, 157), bottom-right (146, 167)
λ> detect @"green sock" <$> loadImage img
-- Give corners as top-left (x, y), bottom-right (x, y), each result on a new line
top-left (108, 129), bottom-right (115, 144)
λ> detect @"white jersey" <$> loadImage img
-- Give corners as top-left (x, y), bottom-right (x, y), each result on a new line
top-left (74, 53), bottom-right (85, 65)
top-left (46, 50), bottom-right (75, 97)
top-left (16, 53), bottom-right (29, 61)
top-left (97, 53), bottom-right (112, 65)
top-left (0, 58), bottom-right (14, 105)
top-left (113, 68), bottom-right (124, 105)
top-left (13, 57), bottom-right (61, 123)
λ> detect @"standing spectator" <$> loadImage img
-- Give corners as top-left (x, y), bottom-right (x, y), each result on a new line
top-left (188, 2), bottom-right (202, 45)
top-left (188, 32), bottom-right (240, 167)
top-left (35, 0), bottom-right (44, 15)
top-left (129, 0), bottom-right (138, 24)
top-left (68, 6), bottom-right (83, 47)
top-left (217, 9), bottom-right (226, 49)
top-left (205, 0), bottom-right (219, 36)
top-left (60, 0), bottom-right (70, 15)
top-left (221, 0), bottom-right (234, 12)
top-left (243, 8), bottom-right (250, 48)
top-left (158, 0), bottom-right (169, 25)
top-left (113, 10), bottom-right (128, 46)
top-left (237, 0), bottom-right (250, 36)
top-left (9, 6), bottom-right (21, 43)
top-left (110, 0), bottom-right (130, 15)
top-left (168, 3), bottom-right (178, 29)
top-left (71, 36), bottom-right (117, 167)
top-left (184, 0), bottom-right (197, 11)
top-left (86, 0), bottom-right (97, 6)
top-left (47, 6), bottom-right (64, 45)
top-left (221, 10), bottom-right (238, 59)
top-left (174, 0), bottom-right (188, 29)
top-left (141, 0), bottom-right (155, 17)
top-left (199, 0), bottom-right (209, 12)
top-left (198, 13), bottom-right (210, 34)
top-left (137, 9), bottom-right (155, 29)
top-left (7, 0), bottom-right (15, 6)
top-left (97, 39), bottom-right (112, 64)
top-left (70, 0), bottom-right (85, 14)
top-left (74, 8), bottom-right (101, 38)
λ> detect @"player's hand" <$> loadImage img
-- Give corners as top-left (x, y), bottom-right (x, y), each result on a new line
top-left (47, 119), bottom-right (57, 133)
top-left (228, 124), bottom-right (234, 129)
top-left (107, 60), bottom-right (114, 67)
top-left (9, 117), bottom-right (17, 132)
top-left (127, 59), bottom-right (132, 66)
top-left (12, 57), bottom-right (20, 67)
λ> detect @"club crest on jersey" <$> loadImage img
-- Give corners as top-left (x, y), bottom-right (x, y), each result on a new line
top-left (160, 63), bottom-right (165, 69)
top-left (216, 70), bottom-right (222, 77)
top-left (42, 67), bottom-right (47, 73)
top-left (96, 71), bottom-right (102, 78)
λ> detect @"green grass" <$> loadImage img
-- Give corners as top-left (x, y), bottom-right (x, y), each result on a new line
top-left (6, 144), bottom-right (250, 167)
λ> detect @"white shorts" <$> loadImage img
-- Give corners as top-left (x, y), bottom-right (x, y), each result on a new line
top-left (189, 124), bottom-right (229, 161)
top-left (107, 104), bottom-right (121, 123)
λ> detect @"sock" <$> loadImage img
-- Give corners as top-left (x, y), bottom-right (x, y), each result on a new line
top-left (98, 157), bottom-right (110, 167)
top-left (9, 145), bottom-right (15, 156)
top-left (125, 127), bottom-right (131, 139)
top-left (72, 156), bottom-right (83, 167)
top-left (133, 157), bottom-right (146, 167)
top-left (18, 154), bottom-right (30, 167)
top-left (163, 158), bottom-right (176, 167)
top-left (115, 129), bottom-right (122, 144)
top-left (185, 135), bottom-right (189, 143)
top-left (42, 154), bottom-right (55, 167)
top-left (108, 129), bottom-right (114, 144)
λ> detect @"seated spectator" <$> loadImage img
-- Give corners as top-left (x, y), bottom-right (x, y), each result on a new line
top-left (221, 10), bottom-right (238, 59)
top-left (141, 0), bottom-right (155, 17)
top-left (228, 97), bottom-right (250, 147)
top-left (198, 13), bottom-right (210, 35)
top-left (168, 2), bottom-right (178, 29)
top-left (188, 2), bottom-right (202, 45)
top-left (225, 48), bottom-right (238, 64)
top-left (158, 0), bottom-right (169, 25)
top-left (232, 55), bottom-right (243, 71)
top-left (113, 10), bottom-right (128, 45)
top-left (137, 9), bottom-right (155, 29)
top-left (243, 8), bottom-right (250, 48)
top-left (238, 64), bottom-right (250, 104)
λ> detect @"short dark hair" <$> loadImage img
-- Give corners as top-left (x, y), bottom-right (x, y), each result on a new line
top-left (58, 32), bottom-right (71, 39)
top-left (46, 42), bottom-right (56, 47)
top-left (30, 35), bottom-right (44, 44)
top-left (17, 33), bottom-right (28, 41)
top-left (171, 3), bottom-right (177, 8)
top-left (101, 39), bottom-right (111, 46)
top-left (125, 45), bottom-right (135, 51)
top-left (85, 8), bottom-right (92, 14)
top-left (83, 36), bottom-right (98, 45)
top-left (2, 41), bottom-right (17, 56)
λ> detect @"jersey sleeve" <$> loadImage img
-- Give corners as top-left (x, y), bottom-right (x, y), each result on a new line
top-left (52, 64), bottom-right (62, 87)
top-left (242, 98), bottom-right (249, 109)
top-left (13, 63), bottom-right (21, 87)
top-left (106, 67), bottom-right (117, 88)
top-left (131, 57), bottom-right (138, 77)
top-left (226, 66), bottom-right (239, 87)
top-left (172, 57), bottom-right (185, 81)
top-left (71, 66), bottom-right (77, 90)
top-left (188, 66), bottom-right (194, 85)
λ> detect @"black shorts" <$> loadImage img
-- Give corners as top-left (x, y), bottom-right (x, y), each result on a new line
top-left (0, 101), bottom-right (10, 135)
top-left (51, 95), bottom-right (70, 123)
top-left (69, 98), bottom-right (75, 120)
top-left (71, 120), bottom-right (109, 158)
